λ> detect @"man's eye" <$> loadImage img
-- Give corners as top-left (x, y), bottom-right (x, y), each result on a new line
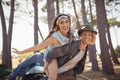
top-left (88, 34), bottom-right (92, 36)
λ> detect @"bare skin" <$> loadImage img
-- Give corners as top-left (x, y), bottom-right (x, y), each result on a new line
top-left (12, 37), bottom-right (60, 54)
top-left (80, 31), bottom-right (93, 50)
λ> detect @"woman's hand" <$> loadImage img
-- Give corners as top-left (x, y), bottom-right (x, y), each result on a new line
top-left (12, 48), bottom-right (22, 54)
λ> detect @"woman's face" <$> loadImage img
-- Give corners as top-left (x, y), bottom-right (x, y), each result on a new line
top-left (58, 18), bottom-right (70, 36)
top-left (81, 31), bottom-right (92, 44)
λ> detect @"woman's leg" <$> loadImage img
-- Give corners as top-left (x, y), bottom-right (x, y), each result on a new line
top-left (44, 61), bottom-right (49, 76)
top-left (47, 58), bottom-right (58, 80)
top-left (9, 53), bottom-right (44, 80)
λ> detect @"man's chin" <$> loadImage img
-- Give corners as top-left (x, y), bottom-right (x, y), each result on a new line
top-left (83, 41), bottom-right (90, 44)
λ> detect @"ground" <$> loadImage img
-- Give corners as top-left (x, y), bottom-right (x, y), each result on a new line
top-left (77, 62), bottom-right (120, 80)
top-left (1, 55), bottom-right (120, 80)
top-left (76, 56), bottom-right (120, 80)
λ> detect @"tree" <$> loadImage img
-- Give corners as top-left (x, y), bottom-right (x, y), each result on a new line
top-left (46, 0), bottom-right (55, 31)
top-left (0, 0), bottom-right (15, 69)
top-left (96, 0), bottom-right (114, 75)
top-left (72, 0), bottom-right (81, 29)
top-left (0, 0), bottom-right (8, 68)
top-left (106, 23), bottom-right (120, 64)
top-left (7, 0), bottom-right (15, 69)
top-left (88, 0), bottom-right (93, 25)
top-left (89, 44), bottom-right (100, 71)
top-left (33, 0), bottom-right (39, 46)
top-left (88, 0), bottom-right (100, 72)
top-left (55, 0), bottom-right (60, 16)
top-left (81, 0), bottom-right (88, 25)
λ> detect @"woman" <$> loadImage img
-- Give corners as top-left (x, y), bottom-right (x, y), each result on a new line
top-left (10, 14), bottom-right (74, 80)
top-left (45, 25), bottom-right (97, 80)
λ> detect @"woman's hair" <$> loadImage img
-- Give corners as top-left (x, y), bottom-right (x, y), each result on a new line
top-left (90, 32), bottom-right (96, 45)
top-left (45, 14), bottom-right (71, 40)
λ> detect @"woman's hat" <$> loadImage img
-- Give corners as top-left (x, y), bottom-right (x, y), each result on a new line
top-left (78, 25), bottom-right (97, 36)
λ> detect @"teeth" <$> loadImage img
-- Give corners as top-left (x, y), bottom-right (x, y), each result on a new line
top-left (85, 39), bottom-right (89, 43)
top-left (63, 28), bottom-right (68, 30)
top-left (63, 27), bottom-right (68, 29)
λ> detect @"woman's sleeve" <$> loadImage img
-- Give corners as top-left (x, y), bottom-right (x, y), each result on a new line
top-left (46, 43), bottom-right (71, 63)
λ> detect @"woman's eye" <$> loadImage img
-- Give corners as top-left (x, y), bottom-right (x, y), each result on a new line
top-left (59, 21), bottom-right (64, 24)
top-left (66, 21), bottom-right (69, 24)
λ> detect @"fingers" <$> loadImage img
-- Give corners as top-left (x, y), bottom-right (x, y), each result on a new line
top-left (12, 50), bottom-right (16, 53)
top-left (11, 48), bottom-right (22, 54)
top-left (12, 48), bottom-right (17, 51)
top-left (11, 48), bottom-right (18, 53)
top-left (44, 69), bottom-right (49, 76)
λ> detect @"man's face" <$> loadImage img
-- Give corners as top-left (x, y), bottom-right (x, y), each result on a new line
top-left (81, 30), bottom-right (92, 44)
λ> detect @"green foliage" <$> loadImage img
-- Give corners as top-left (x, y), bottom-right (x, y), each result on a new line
top-left (41, 4), bottom-right (46, 12)
top-left (108, 18), bottom-right (120, 27)
top-left (38, 0), bottom-right (44, 2)
top-left (2, 1), bottom-right (10, 6)
top-left (114, 45), bottom-right (120, 57)
top-left (40, 16), bottom-right (47, 23)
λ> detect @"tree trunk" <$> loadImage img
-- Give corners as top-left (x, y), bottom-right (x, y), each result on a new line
top-left (89, 45), bottom-right (100, 71)
top-left (47, 0), bottom-right (55, 31)
top-left (106, 25), bottom-right (120, 64)
top-left (96, 0), bottom-right (114, 75)
top-left (81, 0), bottom-right (88, 25)
top-left (7, 0), bottom-right (15, 69)
top-left (56, 0), bottom-right (60, 16)
top-left (0, 0), bottom-right (9, 68)
top-left (33, 0), bottom-right (39, 46)
top-left (0, 0), bottom-right (14, 69)
top-left (38, 27), bottom-right (44, 40)
top-left (88, 0), bottom-right (100, 71)
top-left (72, 0), bottom-right (81, 29)
top-left (89, 0), bottom-right (93, 25)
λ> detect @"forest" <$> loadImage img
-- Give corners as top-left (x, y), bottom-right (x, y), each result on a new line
top-left (0, 0), bottom-right (120, 80)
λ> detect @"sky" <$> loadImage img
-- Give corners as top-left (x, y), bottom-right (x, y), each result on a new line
top-left (0, 0), bottom-right (120, 55)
